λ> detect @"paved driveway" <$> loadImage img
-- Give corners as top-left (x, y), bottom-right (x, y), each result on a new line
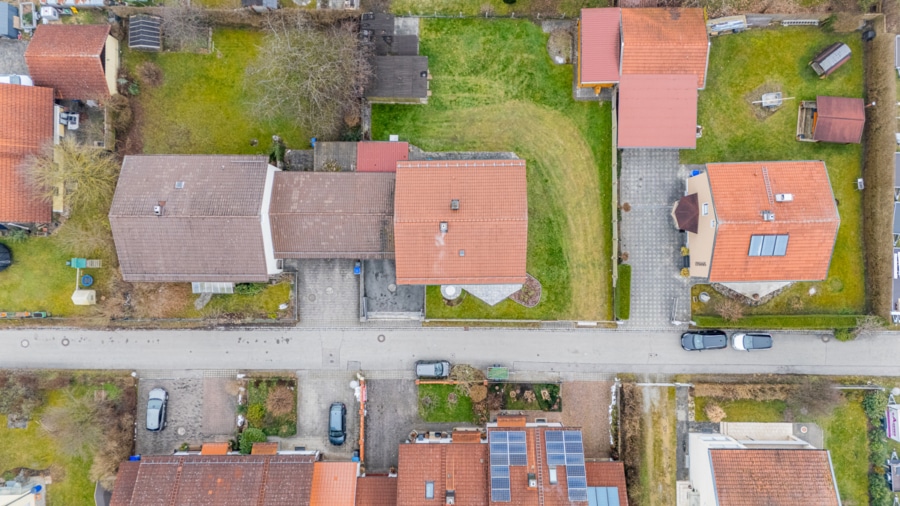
top-left (291, 259), bottom-right (361, 328)
top-left (0, 40), bottom-right (28, 75)
top-left (135, 371), bottom-right (238, 455)
top-left (277, 370), bottom-right (360, 459)
top-left (619, 149), bottom-right (692, 328)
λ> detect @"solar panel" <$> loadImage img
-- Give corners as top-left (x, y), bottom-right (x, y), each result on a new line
top-left (564, 431), bottom-right (583, 443)
top-left (569, 487), bottom-right (589, 502)
top-left (509, 454), bottom-right (528, 466)
top-left (492, 490), bottom-right (511, 502)
top-left (508, 431), bottom-right (526, 443)
top-left (545, 430), bottom-right (588, 502)
top-left (491, 453), bottom-right (509, 466)
top-left (548, 454), bottom-right (567, 466)
top-left (490, 431), bottom-right (524, 502)
top-left (567, 465), bottom-right (586, 478)
top-left (546, 441), bottom-right (565, 453)
top-left (491, 466), bottom-right (509, 477)
top-left (491, 431), bottom-right (507, 442)
top-left (545, 431), bottom-right (564, 442)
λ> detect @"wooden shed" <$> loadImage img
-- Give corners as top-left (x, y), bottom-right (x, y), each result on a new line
top-left (810, 42), bottom-right (851, 78)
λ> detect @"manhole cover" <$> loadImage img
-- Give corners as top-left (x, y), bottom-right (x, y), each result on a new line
top-left (20, 339), bottom-right (29, 348)
top-left (377, 334), bottom-right (386, 343)
top-left (388, 283), bottom-right (397, 293)
top-left (308, 294), bottom-right (316, 302)
top-left (177, 427), bottom-right (186, 436)
top-left (326, 287), bottom-right (333, 295)
top-left (800, 425), bottom-right (808, 434)
top-left (61, 338), bottom-right (69, 347)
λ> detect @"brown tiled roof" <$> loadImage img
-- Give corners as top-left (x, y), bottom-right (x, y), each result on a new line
top-left (814, 96), bottom-right (865, 144)
top-left (251, 442), bottom-right (279, 455)
top-left (497, 415), bottom-right (527, 427)
top-left (617, 74), bottom-right (698, 148)
top-left (108, 155), bottom-right (272, 282)
top-left (25, 24), bottom-right (111, 100)
top-left (706, 161), bottom-right (840, 282)
top-left (452, 431), bottom-right (483, 443)
top-left (268, 172), bottom-right (395, 259)
top-left (311, 462), bottom-right (358, 506)
top-left (579, 8), bottom-right (621, 85)
top-left (585, 462), bottom-right (628, 506)
top-left (0, 84), bottom-right (53, 223)
top-left (356, 476), bottom-right (398, 506)
top-left (674, 193), bottom-right (699, 233)
top-left (394, 160), bottom-right (528, 285)
top-left (397, 442), bottom-right (489, 506)
top-left (620, 8), bottom-right (709, 88)
top-left (709, 449), bottom-right (840, 505)
top-left (109, 461), bottom-right (140, 506)
top-left (109, 454), bottom-right (316, 506)
top-left (201, 442), bottom-right (230, 455)
top-left (356, 141), bottom-right (409, 172)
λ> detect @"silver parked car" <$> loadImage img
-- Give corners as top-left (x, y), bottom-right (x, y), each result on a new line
top-left (146, 387), bottom-right (168, 431)
top-left (732, 332), bottom-right (773, 351)
top-left (415, 360), bottom-right (451, 379)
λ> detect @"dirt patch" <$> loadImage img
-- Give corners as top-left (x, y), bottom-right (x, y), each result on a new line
top-left (743, 81), bottom-right (787, 121)
top-left (510, 274), bottom-right (542, 308)
top-left (130, 282), bottom-right (195, 319)
top-left (561, 382), bottom-right (612, 458)
top-left (621, 384), bottom-right (676, 506)
top-left (121, 98), bottom-right (144, 155)
top-left (547, 29), bottom-right (573, 65)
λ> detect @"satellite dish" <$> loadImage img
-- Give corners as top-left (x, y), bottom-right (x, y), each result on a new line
top-left (891, 387), bottom-right (900, 397)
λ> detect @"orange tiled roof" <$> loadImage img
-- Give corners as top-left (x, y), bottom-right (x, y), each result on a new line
top-left (710, 449), bottom-right (840, 505)
top-left (706, 161), bottom-right (840, 282)
top-left (497, 415), bottom-right (527, 427)
top-left (200, 442), bottom-right (230, 455)
top-left (452, 431), bottom-right (483, 443)
top-left (356, 141), bottom-right (409, 172)
top-left (617, 74), bottom-right (698, 149)
top-left (25, 24), bottom-right (111, 100)
top-left (0, 84), bottom-right (53, 223)
top-left (620, 8), bottom-right (709, 88)
top-left (356, 476), bottom-right (398, 506)
top-left (396, 442), bottom-right (489, 506)
top-left (585, 462), bottom-right (628, 506)
top-left (393, 160), bottom-right (528, 285)
top-left (579, 8), bottom-right (621, 85)
top-left (311, 461), bottom-right (358, 506)
top-left (251, 442), bottom-right (279, 455)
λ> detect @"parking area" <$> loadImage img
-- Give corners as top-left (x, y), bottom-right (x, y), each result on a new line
top-left (280, 370), bottom-right (360, 459)
top-left (362, 259), bottom-right (424, 320)
top-left (135, 374), bottom-right (238, 455)
top-left (289, 259), bottom-right (361, 327)
top-left (0, 39), bottom-right (28, 75)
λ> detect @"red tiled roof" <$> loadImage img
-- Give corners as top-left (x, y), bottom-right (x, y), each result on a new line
top-left (251, 442), bottom-right (279, 455)
top-left (356, 476), bottom-right (398, 506)
top-left (710, 449), bottom-right (840, 505)
top-left (617, 74), bottom-right (697, 148)
top-left (579, 8), bottom-right (621, 85)
top-left (497, 415), bottom-right (527, 427)
top-left (393, 160), bottom-right (528, 285)
top-left (25, 24), bottom-right (111, 100)
top-left (311, 462), bottom-right (358, 506)
top-left (814, 96), bottom-right (865, 144)
top-left (356, 141), bottom-right (409, 172)
top-left (452, 431), bottom-right (483, 443)
top-left (585, 462), bottom-right (628, 506)
top-left (706, 161), bottom-right (840, 282)
top-left (396, 443), bottom-right (489, 506)
top-left (0, 84), bottom-right (53, 223)
top-left (109, 454), bottom-right (316, 506)
top-left (620, 8), bottom-right (709, 88)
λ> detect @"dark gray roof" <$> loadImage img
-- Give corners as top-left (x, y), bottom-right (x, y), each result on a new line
top-left (128, 15), bottom-right (161, 51)
top-left (894, 152), bottom-right (900, 188)
top-left (269, 172), bottom-right (395, 259)
top-left (314, 142), bottom-right (357, 171)
top-left (109, 155), bottom-right (272, 282)
top-left (367, 56), bottom-right (429, 99)
top-left (360, 12), bottom-right (395, 36)
top-left (375, 34), bottom-right (419, 57)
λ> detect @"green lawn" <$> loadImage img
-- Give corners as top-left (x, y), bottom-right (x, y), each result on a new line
top-left (615, 263), bottom-right (631, 320)
top-left (695, 398), bottom-right (786, 422)
top-left (418, 384), bottom-right (476, 423)
top-left (125, 29), bottom-right (307, 155)
top-left (685, 28), bottom-right (866, 321)
top-left (183, 282), bottom-right (292, 320)
top-left (390, 0), bottom-right (608, 17)
top-left (375, 19), bottom-right (613, 321)
top-left (0, 238), bottom-right (110, 317)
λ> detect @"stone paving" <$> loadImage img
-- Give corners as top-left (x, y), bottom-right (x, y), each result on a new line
top-left (291, 259), bottom-right (361, 328)
top-left (278, 370), bottom-right (359, 460)
top-left (0, 40), bottom-right (28, 75)
top-left (619, 149), bottom-right (693, 328)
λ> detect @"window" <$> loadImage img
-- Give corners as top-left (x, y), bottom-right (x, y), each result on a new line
top-left (425, 481), bottom-right (434, 499)
top-left (748, 234), bottom-right (788, 256)
top-left (702, 203), bottom-right (709, 216)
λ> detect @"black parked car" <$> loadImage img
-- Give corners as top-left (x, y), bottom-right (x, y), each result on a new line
top-left (680, 330), bottom-right (728, 351)
top-left (328, 402), bottom-right (347, 445)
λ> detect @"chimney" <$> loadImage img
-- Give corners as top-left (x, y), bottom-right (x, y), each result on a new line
top-left (445, 490), bottom-right (456, 505)
top-left (451, 199), bottom-right (459, 210)
top-left (440, 222), bottom-right (448, 233)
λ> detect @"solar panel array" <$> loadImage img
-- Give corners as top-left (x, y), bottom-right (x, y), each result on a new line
top-left (490, 431), bottom-right (527, 502)
top-left (545, 430), bottom-right (588, 502)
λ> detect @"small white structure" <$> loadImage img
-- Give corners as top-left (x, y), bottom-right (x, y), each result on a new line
top-left (887, 398), bottom-right (900, 443)
top-left (71, 289), bottom-right (96, 306)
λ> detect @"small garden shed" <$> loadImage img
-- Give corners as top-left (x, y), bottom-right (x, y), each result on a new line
top-left (796, 96), bottom-right (865, 144)
top-left (128, 15), bottom-right (162, 52)
top-left (809, 42), bottom-right (851, 78)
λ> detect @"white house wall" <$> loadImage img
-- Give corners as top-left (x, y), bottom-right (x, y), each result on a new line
top-left (260, 163), bottom-right (282, 276)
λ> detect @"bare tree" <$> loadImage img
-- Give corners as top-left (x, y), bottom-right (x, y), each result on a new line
top-left (160, 0), bottom-right (209, 52)
top-left (246, 14), bottom-right (373, 138)
top-left (852, 314), bottom-right (885, 339)
top-left (22, 138), bottom-right (120, 217)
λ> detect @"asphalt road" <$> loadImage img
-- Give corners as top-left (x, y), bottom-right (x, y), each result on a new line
top-left (1, 327), bottom-right (897, 376)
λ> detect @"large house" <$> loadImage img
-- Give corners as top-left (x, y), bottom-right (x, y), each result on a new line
top-left (674, 161), bottom-right (839, 295)
top-left (108, 155), bottom-right (282, 290)
top-left (686, 424), bottom-right (841, 506)
top-left (25, 24), bottom-right (120, 100)
top-left (578, 7), bottom-right (709, 149)
top-left (393, 159), bottom-right (528, 304)
top-left (0, 83), bottom-right (55, 224)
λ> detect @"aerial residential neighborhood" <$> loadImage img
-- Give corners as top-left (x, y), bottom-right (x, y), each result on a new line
top-left (1, 0), bottom-right (900, 505)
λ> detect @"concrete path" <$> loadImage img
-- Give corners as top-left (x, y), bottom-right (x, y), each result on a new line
top-left (294, 259), bottom-right (361, 328)
top-left (2, 327), bottom-right (899, 377)
top-left (619, 149), bottom-right (693, 328)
